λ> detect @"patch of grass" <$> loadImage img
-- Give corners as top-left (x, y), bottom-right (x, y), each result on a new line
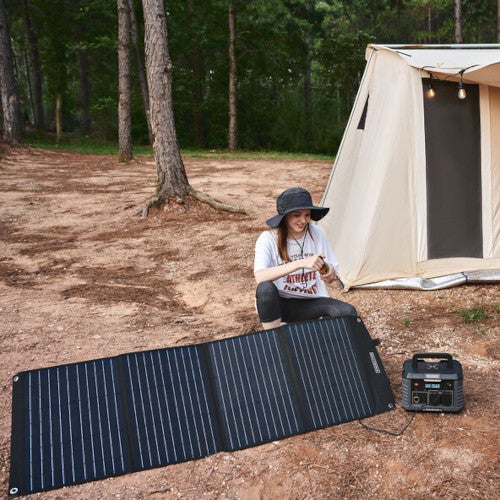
top-left (459, 306), bottom-right (489, 324)
top-left (473, 325), bottom-right (491, 335)
top-left (402, 318), bottom-right (411, 327)
top-left (23, 133), bottom-right (334, 161)
top-left (183, 149), bottom-right (334, 161)
top-left (493, 302), bottom-right (500, 314)
top-left (24, 132), bottom-right (153, 156)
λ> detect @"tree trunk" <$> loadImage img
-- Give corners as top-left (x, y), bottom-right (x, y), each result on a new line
top-left (304, 34), bottom-right (312, 151)
top-left (0, 98), bottom-right (3, 138)
top-left (427, 4), bottom-right (432, 43)
top-left (188, 0), bottom-right (207, 148)
top-left (455, 0), bottom-right (463, 43)
top-left (0, 0), bottom-right (23, 145)
top-left (141, 0), bottom-right (189, 202)
top-left (77, 50), bottom-right (91, 136)
top-left (228, 5), bottom-right (237, 151)
top-left (118, 0), bottom-right (133, 162)
top-left (55, 92), bottom-right (62, 142)
top-left (498, 0), bottom-right (500, 43)
top-left (21, 0), bottom-right (45, 131)
top-left (19, 43), bottom-right (34, 124)
top-left (127, 0), bottom-right (152, 144)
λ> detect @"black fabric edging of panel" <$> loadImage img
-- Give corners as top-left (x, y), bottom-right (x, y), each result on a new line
top-left (8, 316), bottom-right (395, 497)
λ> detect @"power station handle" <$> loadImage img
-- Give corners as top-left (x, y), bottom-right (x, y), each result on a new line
top-left (412, 352), bottom-right (453, 369)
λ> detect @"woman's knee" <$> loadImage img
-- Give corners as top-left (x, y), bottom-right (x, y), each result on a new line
top-left (255, 281), bottom-right (281, 322)
top-left (342, 303), bottom-right (358, 317)
top-left (325, 300), bottom-right (357, 318)
top-left (256, 281), bottom-right (278, 301)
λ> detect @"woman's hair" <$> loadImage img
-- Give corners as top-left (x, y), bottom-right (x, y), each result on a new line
top-left (276, 220), bottom-right (312, 262)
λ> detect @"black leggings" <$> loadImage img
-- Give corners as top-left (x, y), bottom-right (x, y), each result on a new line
top-left (255, 281), bottom-right (357, 323)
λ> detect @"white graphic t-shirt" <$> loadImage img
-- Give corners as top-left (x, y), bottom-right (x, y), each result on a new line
top-left (254, 224), bottom-right (339, 298)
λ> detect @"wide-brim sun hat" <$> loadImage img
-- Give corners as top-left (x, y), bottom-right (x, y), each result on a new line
top-left (266, 187), bottom-right (330, 227)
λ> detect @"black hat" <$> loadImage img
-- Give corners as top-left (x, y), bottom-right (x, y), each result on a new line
top-left (266, 187), bottom-right (329, 227)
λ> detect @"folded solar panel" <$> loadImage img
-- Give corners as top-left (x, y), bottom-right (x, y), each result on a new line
top-left (8, 316), bottom-right (394, 496)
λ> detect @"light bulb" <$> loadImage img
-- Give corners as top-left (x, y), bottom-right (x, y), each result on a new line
top-left (426, 83), bottom-right (435, 98)
top-left (458, 81), bottom-right (466, 100)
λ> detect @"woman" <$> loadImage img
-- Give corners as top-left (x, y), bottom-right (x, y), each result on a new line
top-left (254, 186), bottom-right (357, 329)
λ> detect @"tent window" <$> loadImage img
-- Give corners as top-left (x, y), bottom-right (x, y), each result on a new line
top-left (423, 78), bottom-right (482, 259)
top-left (357, 96), bottom-right (369, 129)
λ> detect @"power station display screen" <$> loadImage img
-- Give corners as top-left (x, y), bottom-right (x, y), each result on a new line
top-left (424, 383), bottom-right (440, 389)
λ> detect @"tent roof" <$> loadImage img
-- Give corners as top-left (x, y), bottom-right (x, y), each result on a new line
top-left (368, 44), bottom-right (500, 87)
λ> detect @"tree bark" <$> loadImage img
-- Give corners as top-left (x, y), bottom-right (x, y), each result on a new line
top-left (228, 5), bottom-right (237, 151)
top-left (127, 0), bottom-right (152, 144)
top-left (427, 4), bottom-right (432, 43)
top-left (0, 100), bottom-right (3, 139)
top-left (118, 0), bottom-right (133, 162)
top-left (455, 0), bottom-right (463, 43)
top-left (187, 0), bottom-right (207, 148)
top-left (19, 41), bottom-right (34, 123)
top-left (304, 33), bottom-right (312, 150)
top-left (142, 0), bottom-right (189, 202)
top-left (0, 0), bottom-right (23, 145)
top-left (498, 0), bottom-right (500, 43)
top-left (55, 92), bottom-right (62, 142)
top-left (77, 49), bottom-right (91, 136)
top-left (21, 0), bottom-right (45, 131)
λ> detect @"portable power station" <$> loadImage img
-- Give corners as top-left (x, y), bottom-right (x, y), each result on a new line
top-left (402, 353), bottom-right (463, 412)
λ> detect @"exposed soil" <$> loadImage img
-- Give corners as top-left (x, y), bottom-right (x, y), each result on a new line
top-left (0, 147), bottom-right (498, 499)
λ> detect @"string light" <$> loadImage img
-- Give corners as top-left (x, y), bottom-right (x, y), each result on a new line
top-left (426, 74), bottom-right (436, 98)
top-left (458, 80), bottom-right (466, 99)
top-left (422, 68), bottom-right (436, 99)
top-left (457, 69), bottom-right (466, 99)
top-left (458, 82), bottom-right (466, 99)
top-left (421, 65), bottom-right (477, 101)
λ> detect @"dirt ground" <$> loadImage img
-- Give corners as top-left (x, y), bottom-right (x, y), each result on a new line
top-left (0, 147), bottom-right (498, 499)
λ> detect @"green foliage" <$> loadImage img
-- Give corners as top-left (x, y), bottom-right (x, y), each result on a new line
top-left (5, 0), bottom-right (500, 153)
top-left (458, 306), bottom-right (490, 324)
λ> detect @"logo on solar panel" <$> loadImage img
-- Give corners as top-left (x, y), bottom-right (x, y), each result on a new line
top-left (369, 352), bottom-right (381, 374)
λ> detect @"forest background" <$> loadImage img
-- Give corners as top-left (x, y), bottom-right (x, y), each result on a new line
top-left (1, 0), bottom-right (500, 156)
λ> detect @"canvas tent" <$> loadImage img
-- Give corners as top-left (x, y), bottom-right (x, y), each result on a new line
top-left (319, 44), bottom-right (500, 291)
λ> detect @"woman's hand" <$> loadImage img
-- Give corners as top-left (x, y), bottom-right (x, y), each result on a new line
top-left (304, 253), bottom-right (336, 284)
top-left (303, 253), bottom-right (326, 273)
top-left (320, 263), bottom-right (336, 284)
top-left (308, 254), bottom-right (336, 284)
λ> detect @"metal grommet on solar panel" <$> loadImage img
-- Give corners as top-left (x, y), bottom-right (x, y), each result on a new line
top-left (13, 376), bottom-right (19, 383)
top-left (356, 317), bottom-right (362, 322)
top-left (9, 487), bottom-right (19, 495)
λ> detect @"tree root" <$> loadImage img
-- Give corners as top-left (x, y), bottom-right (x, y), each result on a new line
top-left (187, 186), bottom-right (247, 214)
top-left (132, 188), bottom-right (246, 218)
top-left (132, 195), bottom-right (160, 218)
